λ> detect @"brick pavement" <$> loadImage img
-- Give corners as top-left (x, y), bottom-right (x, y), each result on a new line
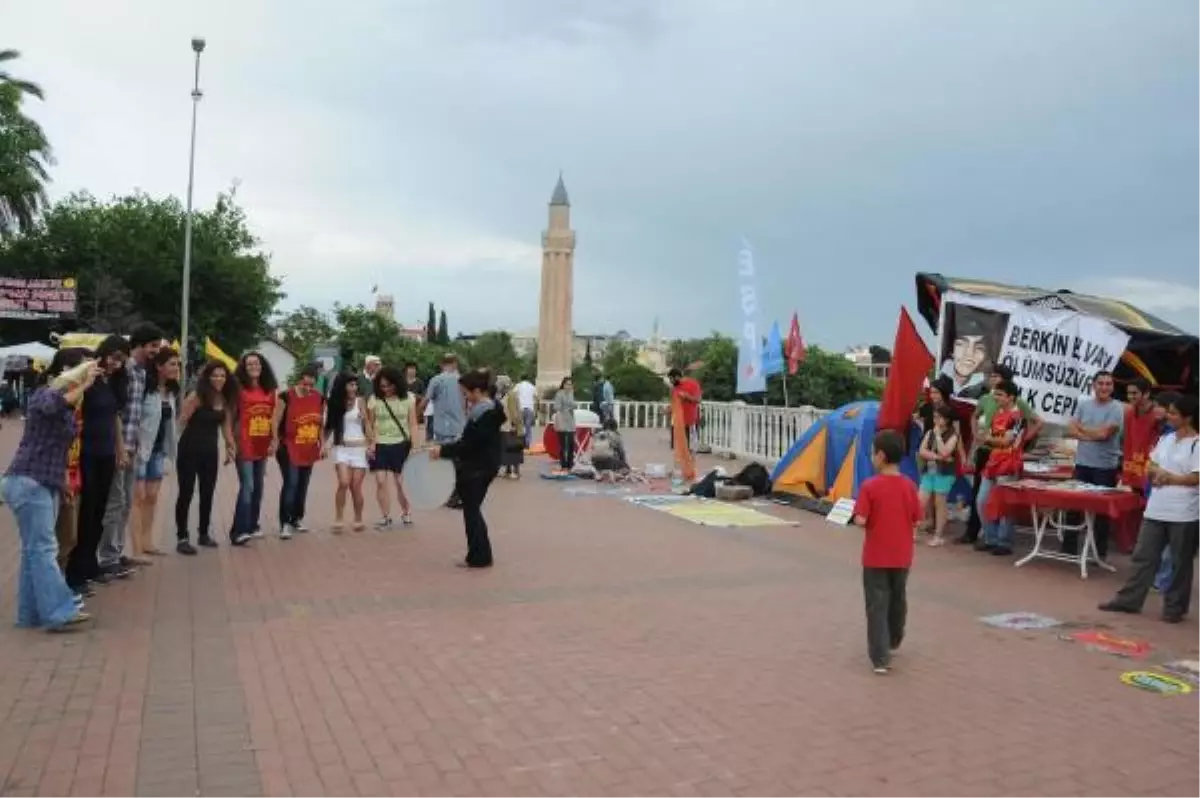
top-left (0, 425), bottom-right (1197, 796)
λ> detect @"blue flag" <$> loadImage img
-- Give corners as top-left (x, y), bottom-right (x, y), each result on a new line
top-left (735, 239), bottom-right (766, 394)
top-left (762, 321), bottom-right (785, 377)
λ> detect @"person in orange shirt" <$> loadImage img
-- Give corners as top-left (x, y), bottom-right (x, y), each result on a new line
top-left (274, 365), bottom-right (325, 539)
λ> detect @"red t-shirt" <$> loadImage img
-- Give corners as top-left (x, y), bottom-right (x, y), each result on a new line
top-left (854, 473), bottom-right (921, 569)
top-left (1121, 405), bottom-right (1160, 489)
top-left (237, 387), bottom-right (276, 461)
top-left (282, 388), bottom-right (324, 467)
top-left (674, 378), bottom-right (702, 426)
top-left (982, 406), bottom-right (1024, 479)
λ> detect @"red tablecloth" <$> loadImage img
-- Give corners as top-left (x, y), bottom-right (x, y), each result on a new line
top-left (986, 482), bottom-right (1144, 522)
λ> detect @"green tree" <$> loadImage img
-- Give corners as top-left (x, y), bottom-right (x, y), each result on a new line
top-left (667, 338), bottom-right (707, 372)
top-left (0, 53), bottom-right (53, 236)
top-left (468, 330), bottom-right (520, 376)
top-left (425, 302), bottom-right (436, 343)
top-left (0, 190), bottom-right (281, 352)
top-left (518, 343), bottom-right (537, 381)
top-left (436, 310), bottom-right (450, 345)
top-left (332, 303), bottom-right (398, 364)
top-left (688, 333), bottom-right (881, 408)
top-left (274, 305), bottom-right (336, 355)
top-left (601, 340), bottom-right (637, 374)
top-left (609, 362), bottom-right (668, 401)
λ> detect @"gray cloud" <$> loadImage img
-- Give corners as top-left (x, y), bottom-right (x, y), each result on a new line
top-left (7, 0), bottom-right (1197, 344)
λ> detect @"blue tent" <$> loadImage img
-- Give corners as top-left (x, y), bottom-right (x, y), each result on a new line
top-left (771, 400), bottom-right (924, 501)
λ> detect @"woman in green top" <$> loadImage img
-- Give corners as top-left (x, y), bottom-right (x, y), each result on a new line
top-left (366, 366), bottom-right (418, 529)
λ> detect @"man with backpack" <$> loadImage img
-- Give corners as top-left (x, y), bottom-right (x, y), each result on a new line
top-left (592, 372), bottom-right (614, 426)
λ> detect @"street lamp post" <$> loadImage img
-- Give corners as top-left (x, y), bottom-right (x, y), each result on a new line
top-left (180, 36), bottom-right (206, 379)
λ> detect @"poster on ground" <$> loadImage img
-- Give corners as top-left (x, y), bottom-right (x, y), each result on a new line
top-left (937, 291), bottom-right (1130, 425)
top-left (0, 277), bottom-right (77, 320)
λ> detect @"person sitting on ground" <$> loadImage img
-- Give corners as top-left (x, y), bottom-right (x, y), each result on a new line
top-left (591, 418), bottom-right (629, 476)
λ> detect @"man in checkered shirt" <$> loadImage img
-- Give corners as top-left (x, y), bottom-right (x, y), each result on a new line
top-left (97, 324), bottom-right (163, 579)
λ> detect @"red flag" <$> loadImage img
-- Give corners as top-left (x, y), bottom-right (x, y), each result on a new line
top-left (876, 307), bottom-right (935, 435)
top-left (785, 312), bottom-right (805, 375)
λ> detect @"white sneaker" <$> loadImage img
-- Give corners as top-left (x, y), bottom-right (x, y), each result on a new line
top-left (250, 527), bottom-right (265, 539)
top-left (279, 524), bottom-right (294, 540)
top-left (293, 522), bottom-right (309, 533)
top-left (374, 517), bottom-right (393, 530)
top-left (400, 513), bottom-right (413, 526)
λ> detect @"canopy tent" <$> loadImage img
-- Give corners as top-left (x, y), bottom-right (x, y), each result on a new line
top-left (0, 341), bottom-right (57, 362)
top-left (915, 273), bottom-right (1198, 393)
top-left (770, 400), bottom-right (924, 503)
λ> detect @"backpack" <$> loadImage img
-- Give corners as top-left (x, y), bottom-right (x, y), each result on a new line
top-left (731, 463), bottom-right (772, 496)
top-left (688, 469), bottom-right (726, 498)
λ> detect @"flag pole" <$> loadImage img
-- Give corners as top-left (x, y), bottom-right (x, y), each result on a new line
top-left (781, 374), bottom-right (789, 408)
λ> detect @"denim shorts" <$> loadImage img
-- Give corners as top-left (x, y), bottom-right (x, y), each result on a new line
top-left (920, 472), bottom-right (956, 495)
top-left (136, 451), bottom-right (167, 482)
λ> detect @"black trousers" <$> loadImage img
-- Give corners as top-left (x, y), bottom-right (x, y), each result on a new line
top-left (67, 454), bottom-right (116, 588)
top-left (557, 431), bottom-right (576, 470)
top-left (863, 567), bottom-right (909, 667)
top-left (964, 448), bottom-right (990, 541)
top-left (276, 447), bottom-right (313, 526)
top-left (458, 473), bottom-right (495, 567)
top-left (176, 447), bottom-right (219, 540)
top-left (1062, 465), bottom-right (1119, 558)
top-left (1111, 518), bottom-right (1199, 619)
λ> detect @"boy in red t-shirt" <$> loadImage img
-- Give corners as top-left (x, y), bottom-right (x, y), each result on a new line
top-left (853, 429), bottom-right (923, 674)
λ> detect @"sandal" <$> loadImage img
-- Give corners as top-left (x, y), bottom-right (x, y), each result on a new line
top-left (331, 522), bottom-right (344, 535)
top-left (927, 537), bottom-right (946, 547)
top-left (352, 522), bottom-right (365, 533)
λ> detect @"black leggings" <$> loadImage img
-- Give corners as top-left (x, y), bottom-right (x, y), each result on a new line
top-left (557, 431), bottom-right (576, 470)
top-left (176, 448), bottom-right (219, 540)
top-left (66, 454), bottom-right (116, 588)
top-left (459, 474), bottom-right (495, 567)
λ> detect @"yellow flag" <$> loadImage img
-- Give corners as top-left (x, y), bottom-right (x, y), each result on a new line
top-left (204, 337), bottom-right (238, 371)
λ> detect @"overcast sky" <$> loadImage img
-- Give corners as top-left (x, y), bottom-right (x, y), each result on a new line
top-left (6, 0), bottom-right (1198, 347)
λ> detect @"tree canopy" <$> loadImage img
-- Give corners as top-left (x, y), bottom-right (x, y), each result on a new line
top-left (0, 50), bottom-right (53, 237)
top-left (0, 190), bottom-right (282, 354)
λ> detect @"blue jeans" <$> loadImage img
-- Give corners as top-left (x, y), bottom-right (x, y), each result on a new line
top-left (232, 458), bottom-right (266, 539)
top-left (1155, 547), bottom-right (1174, 591)
top-left (977, 476), bottom-right (1015, 548)
top-left (3, 476), bottom-right (78, 629)
top-left (521, 409), bottom-right (535, 449)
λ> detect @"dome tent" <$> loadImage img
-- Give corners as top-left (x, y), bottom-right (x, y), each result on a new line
top-left (770, 400), bottom-right (923, 503)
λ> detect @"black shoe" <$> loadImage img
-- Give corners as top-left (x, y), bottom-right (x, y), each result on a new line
top-left (953, 535), bottom-right (975, 545)
top-left (973, 541), bottom-right (994, 552)
top-left (104, 563), bottom-right (133, 579)
top-left (176, 540), bottom-right (198, 556)
top-left (990, 547), bottom-right (1013, 557)
top-left (1097, 601), bottom-right (1138, 615)
top-left (1162, 614), bottom-right (1185, 624)
top-left (197, 534), bottom-right (217, 548)
top-left (72, 584), bottom-right (96, 598)
top-left (118, 555), bottom-right (137, 568)
top-left (93, 571), bottom-right (113, 585)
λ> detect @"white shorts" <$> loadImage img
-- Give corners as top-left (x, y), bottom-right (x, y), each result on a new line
top-left (334, 445), bottom-right (369, 470)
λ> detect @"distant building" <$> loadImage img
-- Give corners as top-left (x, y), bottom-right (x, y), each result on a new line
top-left (844, 346), bottom-right (890, 380)
top-left (256, 338), bottom-right (298, 383)
top-left (375, 294), bottom-right (395, 320)
top-left (397, 322), bottom-right (427, 343)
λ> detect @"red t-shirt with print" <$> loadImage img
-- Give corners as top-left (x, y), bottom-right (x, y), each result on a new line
top-left (854, 473), bottom-right (921, 569)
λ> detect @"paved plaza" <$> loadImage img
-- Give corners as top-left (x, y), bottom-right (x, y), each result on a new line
top-left (0, 425), bottom-right (1197, 797)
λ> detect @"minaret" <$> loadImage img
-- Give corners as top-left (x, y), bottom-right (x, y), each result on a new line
top-left (536, 173), bottom-right (576, 390)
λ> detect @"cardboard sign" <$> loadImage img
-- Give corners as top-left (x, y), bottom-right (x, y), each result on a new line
top-left (825, 498), bottom-right (856, 526)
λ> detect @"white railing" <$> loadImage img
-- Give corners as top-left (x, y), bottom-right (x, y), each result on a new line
top-left (537, 399), bottom-right (830, 465)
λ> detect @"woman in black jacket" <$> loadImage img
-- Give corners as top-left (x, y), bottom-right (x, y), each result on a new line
top-left (430, 369), bottom-right (504, 568)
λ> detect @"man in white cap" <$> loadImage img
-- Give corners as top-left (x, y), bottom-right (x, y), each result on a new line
top-left (359, 355), bottom-right (382, 398)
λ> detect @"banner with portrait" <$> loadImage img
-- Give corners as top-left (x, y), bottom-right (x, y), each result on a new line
top-left (937, 291), bottom-right (1130, 425)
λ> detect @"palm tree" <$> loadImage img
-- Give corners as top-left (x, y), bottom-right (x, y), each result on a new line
top-left (0, 49), bottom-right (45, 100)
top-left (0, 49), bottom-right (53, 236)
